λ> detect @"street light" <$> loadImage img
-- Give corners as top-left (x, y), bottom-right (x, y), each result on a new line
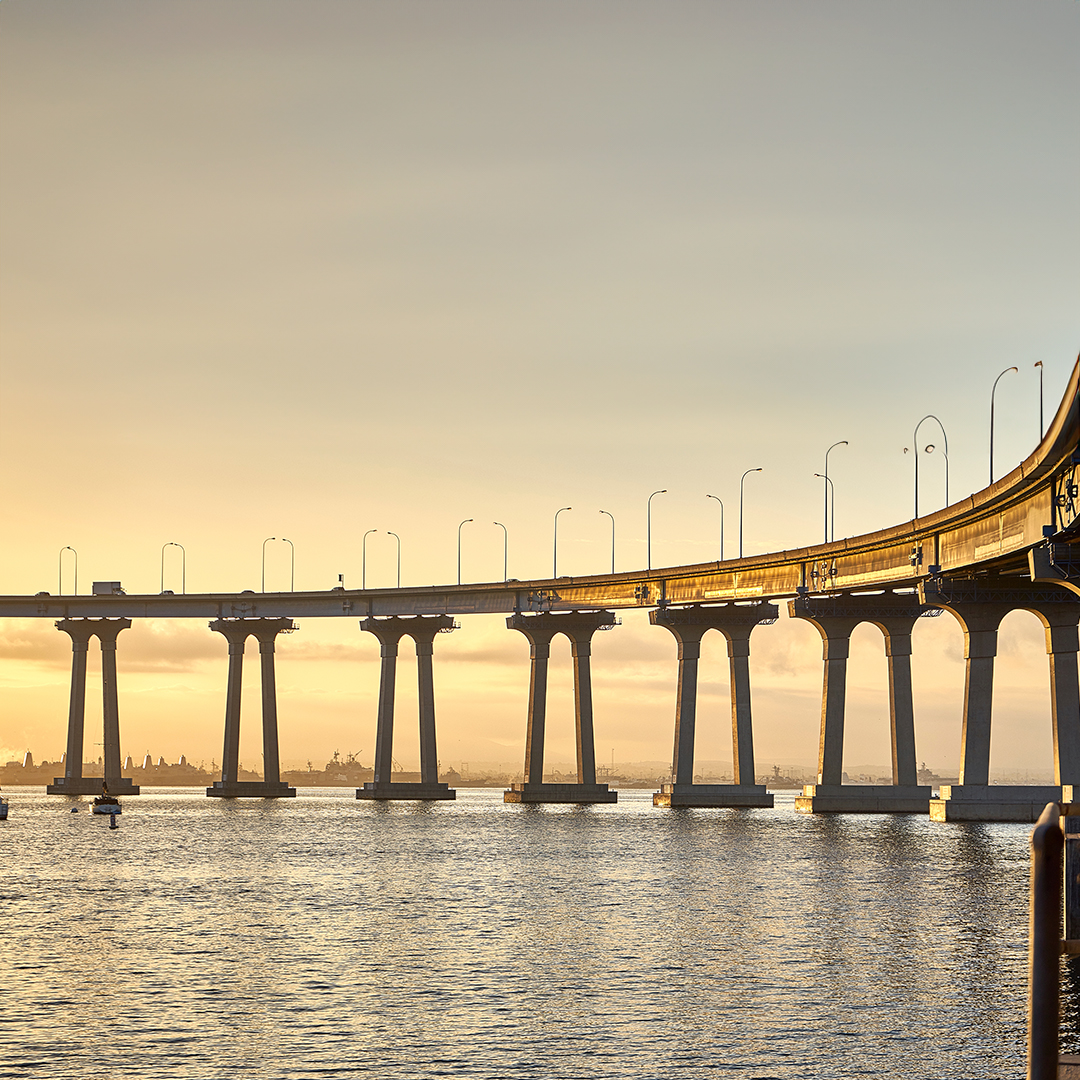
top-left (705, 495), bottom-right (724, 561)
top-left (362, 529), bottom-right (377, 589)
top-left (1035, 360), bottom-right (1044, 439)
top-left (493, 522), bottom-right (508, 582)
top-left (990, 365), bottom-right (1018, 484)
top-left (553, 507), bottom-right (571, 578)
top-left (281, 538), bottom-right (294, 591)
top-left (907, 414), bottom-right (949, 517)
top-left (58, 546), bottom-right (77, 596)
top-left (599, 510), bottom-right (615, 574)
top-left (739, 469), bottom-right (762, 558)
top-left (160, 542), bottom-right (186, 594)
top-left (261, 537), bottom-right (274, 592)
top-left (647, 490), bottom-right (666, 571)
top-left (823, 441), bottom-right (848, 543)
top-left (813, 476), bottom-right (834, 542)
top-left (457, 519), bottom-right (473, 585)
top-left (387, 532), bottom-right (401, 588)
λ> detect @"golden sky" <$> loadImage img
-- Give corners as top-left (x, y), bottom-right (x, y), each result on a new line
top-left (1, 1), bottom-right (1077, 775)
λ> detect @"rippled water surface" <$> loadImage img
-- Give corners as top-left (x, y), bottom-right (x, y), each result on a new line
top-left (0, 787), bottom-right (1050, 1078)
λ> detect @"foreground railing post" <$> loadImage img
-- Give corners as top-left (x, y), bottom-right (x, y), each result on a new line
top-left (1029, 801), bottom-right (1063, 1080)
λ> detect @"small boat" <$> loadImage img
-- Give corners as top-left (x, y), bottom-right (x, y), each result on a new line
top-left (92, 784), bottom-right (121, 816)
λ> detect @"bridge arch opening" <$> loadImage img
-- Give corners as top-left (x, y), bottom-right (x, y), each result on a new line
top-left (695, 628), bottom-right (733, 781)
top-left (743, 609), bottom-right (820, 785)
top-left (841, 621), bottom-right (892, 783)
top-left (541, 632), bottom-right (578, 781)
top-left (910, 611), bottom-right (965, 781)
top-left (990, 607), bottom-right (1053, 783)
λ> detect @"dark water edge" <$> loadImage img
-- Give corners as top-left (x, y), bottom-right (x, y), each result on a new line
top-left (0, 786), bottom-right (1066, 1079)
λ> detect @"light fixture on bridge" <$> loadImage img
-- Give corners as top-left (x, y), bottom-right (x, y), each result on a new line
top-left (553, 507), bottom-right (572, 578)
top-left (647, 491), bottom-right (666, 571)
top-left (457, 519), bottom-right (473, 585)
top-left (739, 469), bottom-right (763, 559)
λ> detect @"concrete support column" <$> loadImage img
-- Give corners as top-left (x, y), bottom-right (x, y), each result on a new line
top-left (726, 630), bottom-right (756, 786)
top-left (817, 632), bottom-right (851, 787)
top-left (372, 636), bottom-right (401, 785)
top-left (48, 618), bottom-right (136, 796)
top-left (414, 636), bottom-right (439, 786)
top-left (60, 626), bottom-right (93, 783)
top-left (98, 630), bottom-right (125, 788)
top-left (881, 624), bottom-right (918, 787)
top-left (1044, 618), bottom-right (1080, 785)
top-left (257, 636), bottom-right (281, 786)
top-left (208, 617), bottom-right (297, 798)
top-left (356, 615), bottom-right (457, 801)
top-left (523, 637), bottom-right (552, 786)
top-left (221, 637), bottom-right (245, 784)
top-left (504, 610), bottom-right (617, 804)
top-left (569, 635), bottom-right (598, 785)
top-left (959, 628), bottom-right (998, 787)
top-left (649, 604), bottom-right (775, 808)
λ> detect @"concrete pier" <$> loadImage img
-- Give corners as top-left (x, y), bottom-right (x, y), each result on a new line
top-left (48, 618), bottom-right (139, 796)
top-left (649, 603), bottom-right (776, 808)
top-left (921, 579), bottom-right (1080, 822)
top-left (356, 615), bottom-right (457, 801)
top-left (789, 593), bottom-right (933, 814)
top-left (206, 618), bottom-right (297, 798)
top-left (504, 610), bottom-right (618, 805)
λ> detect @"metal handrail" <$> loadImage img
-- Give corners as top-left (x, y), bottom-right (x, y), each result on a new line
top-left (1029, 801), bottom-right (1063, 1080)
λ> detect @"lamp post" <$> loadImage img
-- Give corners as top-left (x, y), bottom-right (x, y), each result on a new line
top-left (387, 532), bottom-right (401, 588)
top-left (599, 510), bottom-right (615, 574)
top-left (908, 414), bottom-right (949, 517)
top-left (739, 469), bottom-right (762, 558)
top-left (1035, 360), bottom-right (1044, 439)
top-left (261, 537), bottom-right (274, 592)
top-left (705, 495), bottom-right (724, 561)
top-left (283, 538), bottom-right (294, 591)
top-left (823, 441), bottom-right (848, 543)
top-left (647, 490), bottom-right (666, 571)
top-left (813, 476), bottom-right (834, 542)
top-left (58, 546), bottom-right (77, 596)
top-left (160, 541), bottom-right (186, 594)
top-left (362, 529), bottom-right (377, 589)
top-left (990, 365), bottom-right (1018, 484)
top-left (457, 519), bottom-right (473, 585)
top-left (493, 522), bottom-right (508, 582)
top-left (553, 507), bottom-right (571, 578)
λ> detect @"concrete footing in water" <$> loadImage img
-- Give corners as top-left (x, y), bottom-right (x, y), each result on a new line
top-left (47, 777), bottom-right (140, 796)
top-left (356, 782), bottom-right (455, 801)
top-left (504, 782), bottom-right (617, 804)
top-left (652, 783), bottom-right (773, 808)
top-left (929, 784), bottom-right (1063, 822)
top-left (795, 784), bottom-right (932, 814)
top-left (206, 780), bottom-right (296, 798)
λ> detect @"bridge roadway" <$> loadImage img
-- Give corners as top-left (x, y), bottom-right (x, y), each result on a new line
top-left (9, 358), bottom-right (1080, 819)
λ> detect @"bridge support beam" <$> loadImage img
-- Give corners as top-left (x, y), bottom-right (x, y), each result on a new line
top-left (48, 618), bottom-right (139, 796)
top-left (356, 615), bottom-right (457, 801)
top-left (789, 594), bottom-right (933, 814)
top-left (206, 618), bottom-right (297, 798)
top-left (921, 579), bottom-right (1080, 822)
top-left (504, 611), bottom-right (618, 804)
top-left (650, 603), bottom-right (775, 808)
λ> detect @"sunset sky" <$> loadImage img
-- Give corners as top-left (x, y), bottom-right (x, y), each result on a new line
top-left (1, 1), bottom-right (1077, 778)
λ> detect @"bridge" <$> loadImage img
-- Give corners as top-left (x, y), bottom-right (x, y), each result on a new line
top-left (8, 356), bottom-right (1080, 820)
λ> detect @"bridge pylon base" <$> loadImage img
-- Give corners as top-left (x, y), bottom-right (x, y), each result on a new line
top-left (653, 783), bottom-right (773, 808)
top-left (796, 784), bottom-right (931, 814)
top-left (47, 777), bottom-right (140, 796)
top-left (356, 782), bottom-right (456, 801)
top-left (206, 780), bottom-right (296, 798)
top-left (929, 784), bottom-right (1061, 822)
top-left (504, 782), bottom-right (617, 805)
